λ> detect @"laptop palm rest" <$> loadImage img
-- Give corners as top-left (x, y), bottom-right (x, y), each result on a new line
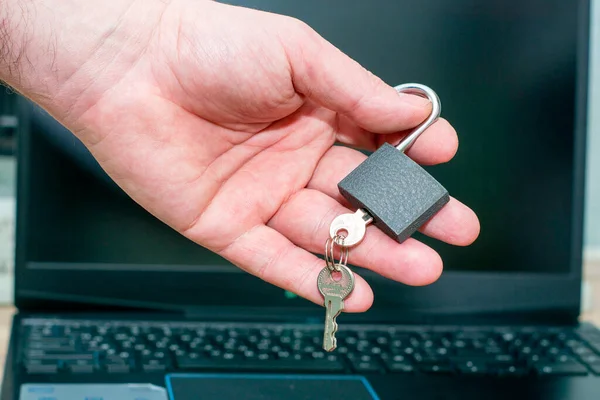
top-left (166, 373), bottom-right (380, 400)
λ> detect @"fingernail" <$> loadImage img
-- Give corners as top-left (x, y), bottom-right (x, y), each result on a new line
top-left (398, 92), bottom-right (431, 108)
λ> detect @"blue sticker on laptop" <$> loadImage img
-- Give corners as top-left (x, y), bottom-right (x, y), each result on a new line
top-left (165, 373), bottom-right (380, 400)
top-left (19, 383), bottom-right (168, 400)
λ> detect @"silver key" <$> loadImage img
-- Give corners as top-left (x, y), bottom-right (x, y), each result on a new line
top-left (329, 208), bottom-right (373, 247)
top-left (318, 264), bottom-right (355, 352)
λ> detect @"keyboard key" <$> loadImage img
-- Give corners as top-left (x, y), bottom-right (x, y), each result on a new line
top-left (63, 358), bottom-right (96, 371)
top-left (535, 363), bottom-right (588, 376)
top-left (175, 356), bottom-right (345, 372)
top-left (493, 354), bottom-right (515, 363)
top-left (28, 343), bottom-right (75, 352)
top-left (419, 363), bottom-right (453, 374)
top-left (26, 352), bottom-right (95, 361)
top-left (142, 361), bottom-right (167, 372)
top-left (69, 364), bottom-right (95, 373)
top-left (584, 361), bottom-right (600, 375)
top-left (449, 356), bottom-right (493, 365)
top-left (554, 355), bottom-right (577, 363)
top-left (107, 364), bottom-right (131, 373)
top-left (383, 361), bottom-right (415, 373)
top-left (456, 361), bottom-right (488, 375)
top-left (455, 331), bottom-right (489, 340)
top-left (454, 348), bottom-right (492, 358)
top-left (381, 354), bottom-right (407, 363)
top-left (495, 365), bottom-right (528, 377)
top-left (583, 340), bottom-right (600, 354)
top-left (25, 363), bottom-right (58, 374)
top-left (417, 353), bottom-right (447, 362)
top-left (580, 354), bottom-right (600, 364)
top-left (572, 346), bottom-right (595, 358)
top-left (349, 358), bottom-right (382, 373)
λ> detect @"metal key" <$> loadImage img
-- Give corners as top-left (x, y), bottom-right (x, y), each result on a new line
top-left (329, 208), bottom-right (373, 247)
top-left (318, 264), bottom-right (355, 352)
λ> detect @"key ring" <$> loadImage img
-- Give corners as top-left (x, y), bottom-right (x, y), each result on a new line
top-left (324, 235), bottom-right (348, 273)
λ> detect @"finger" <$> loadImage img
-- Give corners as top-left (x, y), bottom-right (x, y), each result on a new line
top-left (336, 117), bottom-right (459, 162)
top-left (217, 224), bottom-right (374, 312)
top-left (282, 21), bottom-right (432, 134)
top-left (268, 189), bottom-right (444, 286)
top-left (419, 197), bottom-right (480, 245)
top-left (307, 146), bottom-right (480, 246)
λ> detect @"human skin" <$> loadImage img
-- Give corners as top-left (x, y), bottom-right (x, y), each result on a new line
top-left (0, 0), bottom-right (480, 312)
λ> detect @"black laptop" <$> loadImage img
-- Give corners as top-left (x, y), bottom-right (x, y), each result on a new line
top-left (2, 0), bottom-right (599, 399)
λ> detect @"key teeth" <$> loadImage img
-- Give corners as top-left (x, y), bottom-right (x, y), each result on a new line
top-left (323, 321), bottom-right (339, 352)
top-left (323, 337), bottom-right (337, 352)
top-left (328, 338), bottom-right (337, 352)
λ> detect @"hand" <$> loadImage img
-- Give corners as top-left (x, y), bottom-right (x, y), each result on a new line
top-left (1, 0), bottom-right (479, 311)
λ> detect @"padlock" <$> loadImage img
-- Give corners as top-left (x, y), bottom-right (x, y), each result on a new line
top-left (337, 83), bottom-right (449, 244)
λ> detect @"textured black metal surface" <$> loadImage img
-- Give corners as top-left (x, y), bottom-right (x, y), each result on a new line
top-left (338, 143), bottom-right (449, 243)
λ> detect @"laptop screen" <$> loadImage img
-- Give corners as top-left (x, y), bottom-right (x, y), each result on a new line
top-left (16, 0), bottom-right (588, 319)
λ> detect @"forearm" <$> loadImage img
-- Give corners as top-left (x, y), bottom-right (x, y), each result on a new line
top-left (0, 0), bottom-right (167, 123)
top-left (0, 0), bottom-right (38, 91)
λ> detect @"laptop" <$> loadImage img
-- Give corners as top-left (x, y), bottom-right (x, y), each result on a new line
top-left (1, 0), bottom-right (598, 399)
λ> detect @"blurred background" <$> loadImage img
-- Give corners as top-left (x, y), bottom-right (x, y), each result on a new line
top-left (0, 1), bottom-right (598, 308)
top-left (586, 0), bottom-right (600, 262)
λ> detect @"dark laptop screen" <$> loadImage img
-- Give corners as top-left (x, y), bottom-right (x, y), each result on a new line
top-left (16, 0), bottom-right (588, 318)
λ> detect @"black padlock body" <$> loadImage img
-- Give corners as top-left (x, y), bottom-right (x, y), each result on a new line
top-left (338, 143), bottom-right (449, 243)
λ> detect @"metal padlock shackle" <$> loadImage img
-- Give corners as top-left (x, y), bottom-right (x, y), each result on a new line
top-left (393, 83), bottom-right (442, 153)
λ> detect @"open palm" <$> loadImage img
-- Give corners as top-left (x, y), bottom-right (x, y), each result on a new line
top-left (41, 0), bottom-right (479, 311)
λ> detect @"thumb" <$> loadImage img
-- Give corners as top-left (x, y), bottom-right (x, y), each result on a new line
top-left (283, 22), bottom-right (432, 134)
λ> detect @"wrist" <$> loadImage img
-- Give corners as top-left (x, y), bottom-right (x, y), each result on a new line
top-left (0, 0), bottom-right (169, 125)
top-left (0, 1), bottom-right (32, 90)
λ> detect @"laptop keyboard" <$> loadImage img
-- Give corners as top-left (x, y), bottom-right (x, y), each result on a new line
top-left (19, 318), bottom-right (600, 377)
